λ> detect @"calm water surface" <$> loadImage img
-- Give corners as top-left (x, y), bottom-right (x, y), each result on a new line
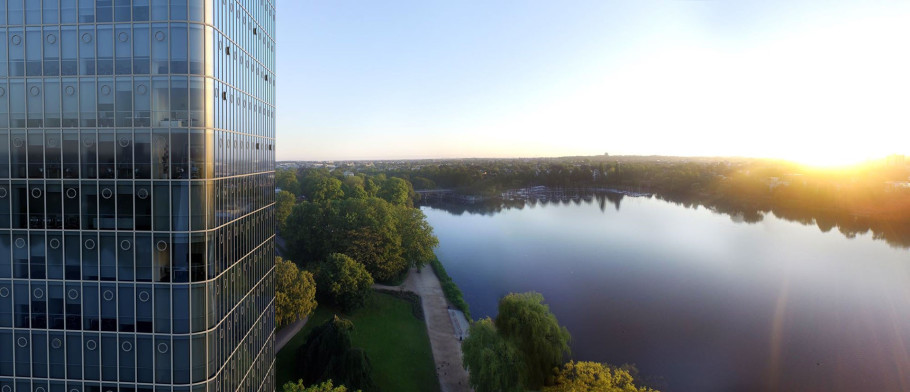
top-left (424, 195), bottom-right (910, 392)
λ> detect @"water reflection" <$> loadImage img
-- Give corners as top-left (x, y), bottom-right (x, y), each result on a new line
top-left (418, 187), bottom-right (910, 248)
top-left (425, 195), bottom-right (910, 391)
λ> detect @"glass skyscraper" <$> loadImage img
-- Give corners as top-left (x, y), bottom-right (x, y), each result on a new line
top-left (0, 1), bottom-right (277, 392)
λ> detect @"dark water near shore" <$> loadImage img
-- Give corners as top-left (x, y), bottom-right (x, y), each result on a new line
top-left (424, 195), bottom-right (910, 391)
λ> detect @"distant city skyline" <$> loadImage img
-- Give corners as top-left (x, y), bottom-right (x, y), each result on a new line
top-left (277, 1), bottom-right (910, 166)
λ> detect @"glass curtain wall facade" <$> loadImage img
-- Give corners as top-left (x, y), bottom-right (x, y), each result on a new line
top-left (0, 1), bottom-right (277, 392)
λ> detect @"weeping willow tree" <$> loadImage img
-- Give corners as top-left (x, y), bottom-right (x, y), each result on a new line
top-left (295, 316), bottom-right (376, 392)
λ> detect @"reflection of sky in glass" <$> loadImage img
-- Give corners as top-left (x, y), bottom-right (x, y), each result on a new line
top-left (425, 197), bottom-right (910, 391)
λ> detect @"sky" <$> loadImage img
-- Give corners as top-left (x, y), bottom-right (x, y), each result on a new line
top-left (276, 1), bottom-right (910, 165)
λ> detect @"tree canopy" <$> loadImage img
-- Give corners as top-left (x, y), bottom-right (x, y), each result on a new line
top-left (342, 175), bottom-right (369, 199)
top-left (282, 197), bottom-right (438, 282)
top-left (543, 361), bottom-right (657, 392)
top-left (276, 190), bottom-right (297, 225)
top-left (394, 207), bottom-right (439, 269)
top-left (296, 316), bottom-right (376, 392)
top-left (461, 318), bottom-right (525, 392)
top-left (317, 253), bottom-right (374, 312)
top-left (379, 177), bottom-right (415, 206)
top-left (281, 380), bottom-right (356, 392)
top-left (496, 292), bottom-right (571, 388)
top-left (275, 257), bottom-right (317, 327)
top-left (462, 292), bottom-right (573, 391)
top-left (305, 176), bottom-right (345, 203)
top-left (277, 168), bottom-right (301, 195)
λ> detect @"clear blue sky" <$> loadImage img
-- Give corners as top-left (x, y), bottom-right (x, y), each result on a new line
top-left (276, 1), bottom-right (910, 165)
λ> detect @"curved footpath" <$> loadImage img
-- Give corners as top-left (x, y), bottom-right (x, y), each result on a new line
top-left (374, 267), bottom-right (473, 392)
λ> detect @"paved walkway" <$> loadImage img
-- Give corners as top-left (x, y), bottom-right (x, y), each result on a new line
top-left (449, 309), bottom-right (470, 341)
top-left (275, 316), bottom-right (308, 352)
top-left (374, 268), bottom-right (473, 392)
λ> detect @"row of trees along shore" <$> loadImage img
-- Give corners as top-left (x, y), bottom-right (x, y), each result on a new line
top-left (297, 155), bottom-right (910, 248)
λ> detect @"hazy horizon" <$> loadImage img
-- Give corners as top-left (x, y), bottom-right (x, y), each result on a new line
top-left (276, 152), bottom-right (903, 166)
top-left (277, 1), bottom-right (910, 166)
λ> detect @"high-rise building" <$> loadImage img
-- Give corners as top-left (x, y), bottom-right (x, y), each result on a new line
top-left (0, 1), bottom-right (277, 392)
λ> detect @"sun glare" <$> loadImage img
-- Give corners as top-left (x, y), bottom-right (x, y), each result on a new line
top-left (454, 10), bottom-right (910, 165)
top-left (782, 153), bottom-right (874, 169)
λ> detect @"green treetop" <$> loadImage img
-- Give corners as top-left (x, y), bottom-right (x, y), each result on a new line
top-left (275, 257), bottom-right (317, 327)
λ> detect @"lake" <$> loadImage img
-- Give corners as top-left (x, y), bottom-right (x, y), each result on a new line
top-left (423, 192), bottom-right (910, 391)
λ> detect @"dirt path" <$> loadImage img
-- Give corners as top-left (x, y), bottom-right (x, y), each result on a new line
top-left (375, 268), bottom-right (473, 392)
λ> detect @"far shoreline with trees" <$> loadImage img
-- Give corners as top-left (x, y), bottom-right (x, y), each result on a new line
top-left (279, 155), bottom-right (910, 248)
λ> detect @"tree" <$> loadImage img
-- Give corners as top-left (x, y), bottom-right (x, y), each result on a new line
top-left (296, 316), bottom-right (376, 392)
top-left (462, 318), bottom-right (525, 392)
top-left (379, 177), bottom-right (413, 206)
top-left (275, 257), bottom-right (317, 327)
top-left (364, 177), bottom-right (380, 198)
top-left (410, 176), bottom-right (437, 190)
top-left (277, 168), bottom-right (301, 195)
top-left (543, 361), bottom-right (657, 392)
top-left (317, 253), bottom-right (374, 311)
top-left (306, 176), bottom-right (344, 203)
top-left (282, 201), bottom-right (337, 263)
top-left (276, 190), bottom-right (297, 225)
top-left (333, 198), bottom-right (406, 281)
top-left (281, 380), bottom-right (355, 392)
top-left (394, 206), bottom-right (438, 269)
top-left (342, 175), bottom-right (369, 200)
top-left (496, 292), bottom-right (571, 389)
top-left (281, 196), bottom-right (438, 282)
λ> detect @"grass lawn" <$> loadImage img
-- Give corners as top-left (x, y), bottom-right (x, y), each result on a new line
top-left (275, 292), bottom-right (440, 392)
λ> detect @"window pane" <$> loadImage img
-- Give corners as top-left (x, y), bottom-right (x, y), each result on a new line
top-left (169, 24), bottom-right (187, 74)
top-left (115, 25), bottom-right (131, 74)
top-left (135, 234), bottom-right (153, 281)
top-left (44, 27), bottom-right (60, 76)
top-left (116, 129), bottom-right (134, 178)
top-left (43, 0), bottom-right (60, 23)
top-left (133, 25), bottom-right (150, 74)
top-left (78, 26), bottom-right (95, 75)
top-left (151, 24), bottom-right (168, 74)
